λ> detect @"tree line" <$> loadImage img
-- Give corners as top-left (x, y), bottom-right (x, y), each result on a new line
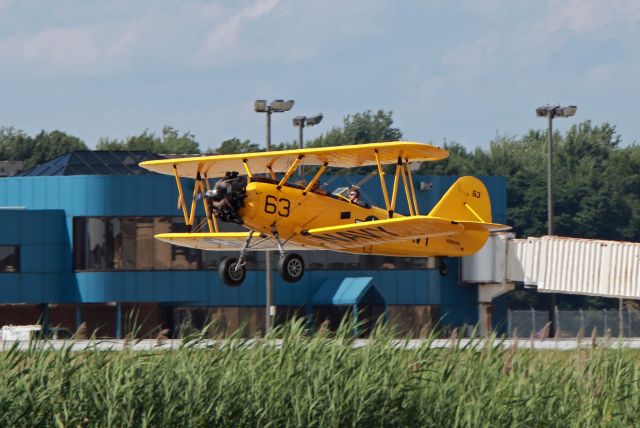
top-left (1, 111), bottom-right (638, 243)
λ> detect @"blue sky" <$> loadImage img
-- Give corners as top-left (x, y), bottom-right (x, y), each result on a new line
top-left (0, 0), bottom-right (639, 151)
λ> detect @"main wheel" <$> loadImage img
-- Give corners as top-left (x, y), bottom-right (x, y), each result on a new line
top-left (278, 253), bottom-right (305, 283)
top-left (219, 257), bottom-right (246, 287)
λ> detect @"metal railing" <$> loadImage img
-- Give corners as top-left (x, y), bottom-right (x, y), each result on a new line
top-left (507, 308), bottom-right (640, 337)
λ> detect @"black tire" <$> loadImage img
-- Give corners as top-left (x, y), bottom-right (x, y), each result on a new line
top-left (219, 257), bottom-right (246, 287)
top-left (278, 253), bottom-right (305, 283)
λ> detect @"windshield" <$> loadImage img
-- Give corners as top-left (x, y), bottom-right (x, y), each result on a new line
top-left (331, 187), bottom-right (350, 199)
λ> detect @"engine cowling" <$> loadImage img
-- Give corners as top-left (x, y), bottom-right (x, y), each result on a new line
top-left (205, 172), bottom-right (247, 224)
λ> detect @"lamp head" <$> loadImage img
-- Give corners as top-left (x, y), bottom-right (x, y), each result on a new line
top-left (556, 105), bottom-right (577, 117)
top-left (270, 99), bottom-right (294, 112)
top-left (536, 104), bottom-right (577, 118)
top-left (305, 114), bottom-right (323, 126)
top-left (254, 100), bottom-right (267, 112)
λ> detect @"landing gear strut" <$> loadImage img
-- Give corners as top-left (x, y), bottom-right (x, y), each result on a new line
top-left (218, 229), bottom-right (306, 287)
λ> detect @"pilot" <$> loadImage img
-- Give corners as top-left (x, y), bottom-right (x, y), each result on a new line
top-left (349, 187), bottom-right (370, 208)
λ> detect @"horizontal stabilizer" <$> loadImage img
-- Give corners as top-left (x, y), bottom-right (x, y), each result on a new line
top-left (453, 221), bottom-right (512, 232)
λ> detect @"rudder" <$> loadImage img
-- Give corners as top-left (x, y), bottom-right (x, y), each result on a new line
top-left (428, 176), bottom-right (492, 223)
top-left (424, 176), bottom-right (494, 256)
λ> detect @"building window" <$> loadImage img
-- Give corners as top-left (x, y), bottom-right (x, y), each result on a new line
top-left (0, 246), bottom-right (19, 273)
top-left (74, 217), bottom-right (204, 271)
top-left (73, 217), bottom-right (431, 272)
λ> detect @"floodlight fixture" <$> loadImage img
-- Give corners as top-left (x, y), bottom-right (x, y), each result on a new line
top-left (292, 114), bottom-right (323, 128)
top-left (305, 114), bottom-right (323, 126)
top-left (254, 100), bottom-right (267, 112)
top-left (270, 99), bottom-right (294, 112)
top-left (557, 106), bottom-right (577, 117)
top-left (536, 105), bottom-right (577, 118)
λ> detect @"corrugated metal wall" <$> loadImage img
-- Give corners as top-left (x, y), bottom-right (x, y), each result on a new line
top-left (510, 236), bottom-right (640, 298)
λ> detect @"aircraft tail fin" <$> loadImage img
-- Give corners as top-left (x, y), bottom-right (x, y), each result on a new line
top-left (425, 176), bottom-right (498, 256)
top-left (428, 176), bottom-right (493, 223)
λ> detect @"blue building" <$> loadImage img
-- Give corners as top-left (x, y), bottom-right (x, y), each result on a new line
top-left (0, 151), bottom-right (506, 338)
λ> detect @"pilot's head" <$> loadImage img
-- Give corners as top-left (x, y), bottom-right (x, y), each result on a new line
top-left (349, 187), bottom-right (360, 202)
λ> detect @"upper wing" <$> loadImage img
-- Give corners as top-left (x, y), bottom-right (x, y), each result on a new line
top-left (155, 232), bottom-right (312, 251)
top-left (300, 216), bottom-right (464, 250)
top-left (139, 141), bottom-right (447, 178)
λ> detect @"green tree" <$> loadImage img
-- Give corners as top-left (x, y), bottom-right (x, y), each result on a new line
top-left (553, 122), bottom-right (637, 240)
top-left (419, 122), bottom-right (639, 240)
top-left (308, 110), bottom-right (403, 147)
top-left (28, 130), bottom-right (87, 168)
top-left (208, 138), bottom-right (262, 155)
top-left (417, 141), bottom-right (476, 176)
top-left (0, 127), bottom-right (35, 163)
top-left (0, 128), bottom-right (87, 168)
top-left (97, 126), bottom-right (200, 154)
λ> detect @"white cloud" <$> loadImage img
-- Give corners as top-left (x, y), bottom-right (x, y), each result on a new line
top-left (544, 0), bottom-right (640, 35)
top-left (0, 0), bottom-right (389, 77)
top-left (0, 0), bottom-right (11, 13)
top-left (434, 0), bottom-right (640, 86)
top-left (0, 21), bottom-right (141, 76)
top-left (195, 0), bottom-right (279, 64)
top-left (442, 32), bottom-right (501, 81)
top-left (581, 60), bottom-right (640, 91)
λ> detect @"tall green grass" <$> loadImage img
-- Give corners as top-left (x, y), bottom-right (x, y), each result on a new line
top-left (0, 318), bottom-right (639, 427)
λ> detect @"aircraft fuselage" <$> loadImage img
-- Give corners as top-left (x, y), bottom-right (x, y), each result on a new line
top-left (238, 181), bottom-right (485, 257)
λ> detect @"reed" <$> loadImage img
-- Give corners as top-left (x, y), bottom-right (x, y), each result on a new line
top-left (0, 318), bottom-right (638, 427)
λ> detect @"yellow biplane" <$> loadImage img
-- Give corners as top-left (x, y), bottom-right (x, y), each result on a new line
top-left (139, 141), bottom-right (508, 286)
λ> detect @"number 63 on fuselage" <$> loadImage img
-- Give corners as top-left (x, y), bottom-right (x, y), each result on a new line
top-left (139, 141), bottom-right (509, 287)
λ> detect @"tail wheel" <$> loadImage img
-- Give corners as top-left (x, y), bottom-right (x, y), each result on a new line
top-left (219, 257), bottom-right (246, 287)
top-left (278, 253), bottom-right (305, 283)
top-left (438, 259), bottom-right (449, 277)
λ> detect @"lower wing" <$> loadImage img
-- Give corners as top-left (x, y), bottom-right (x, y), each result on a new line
top-left (300, 216), bottom-right (466, 251)
top-left (155, 232), bottom-right (311, 251)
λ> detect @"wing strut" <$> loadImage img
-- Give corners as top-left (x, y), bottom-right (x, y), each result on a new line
top-left (173, 164), bottom-right (190, 230)
top-left (188, 164), bottom-right (203, 227)
top-left (399, 160), bottom-right (414, 216)
top-left (405, 158), bottom-right (420, 215)
top-left (302, 162), bottom-right (328, 195)
top-left (266, 165), bottom-right (277, 180)
top-left (173, 163), bottom-right (217, 233)
top-left (374, 149), bottom-right (392, 214)
top-left (203, 173), bottom-right (219, 232)
top-left (242, 159), bottom-right (253, 180)
top-left (277, 155), bottom-right (303, 188)
top-left (389, 158), bottom-right (402, 218)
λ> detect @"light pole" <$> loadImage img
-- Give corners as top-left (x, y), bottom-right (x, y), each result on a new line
top-left (254, 99), bottom-right (295, 333)
top-left (293, 114), bottom-right (323, 175)
top-left (535, 104), bottom-right (577, 337)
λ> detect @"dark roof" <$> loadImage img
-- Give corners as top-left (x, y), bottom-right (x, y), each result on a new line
top-left (17, 151), bottom-right (166, 176)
